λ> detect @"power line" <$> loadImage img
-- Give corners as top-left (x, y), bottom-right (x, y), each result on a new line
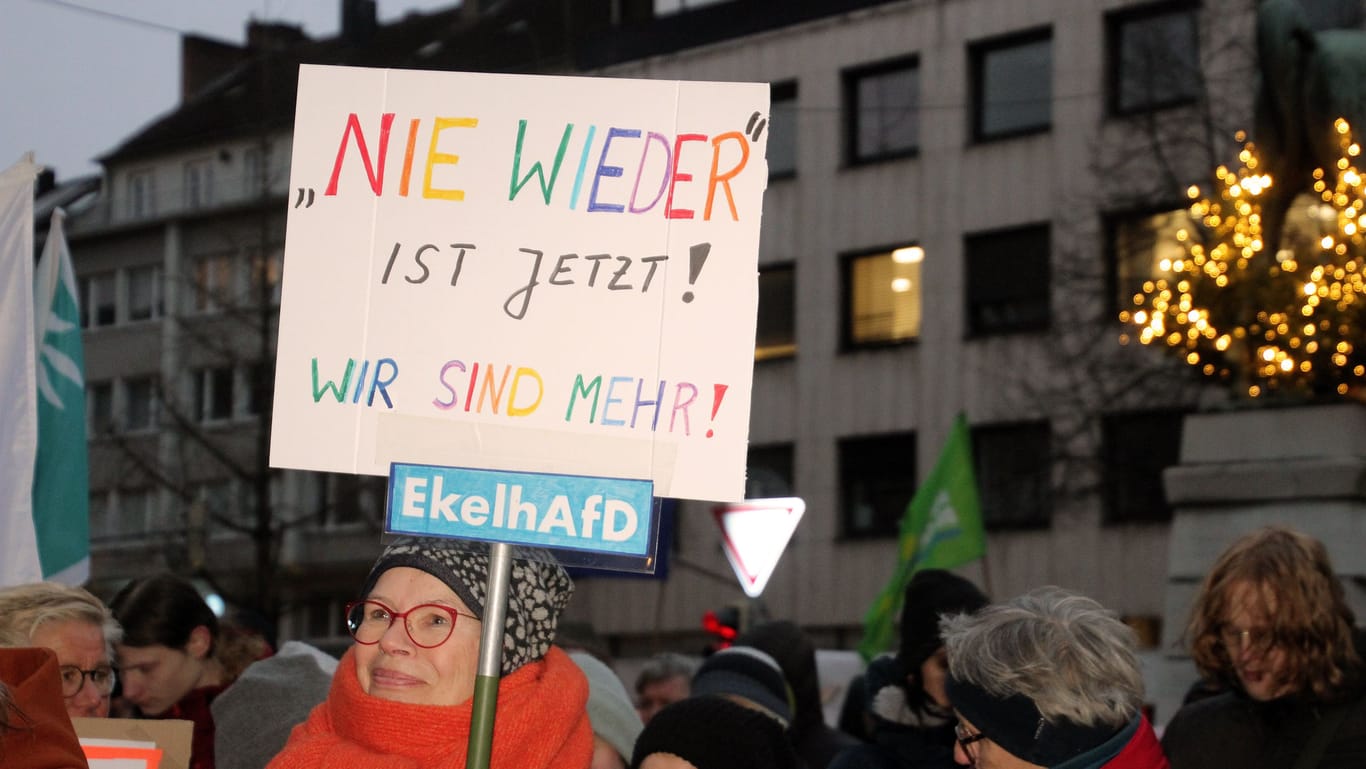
top-left (33, 0), bottom-right (192, 36)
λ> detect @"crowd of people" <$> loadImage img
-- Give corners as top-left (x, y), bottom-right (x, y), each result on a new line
top-left (2, 524), bottom-right (1363, 769)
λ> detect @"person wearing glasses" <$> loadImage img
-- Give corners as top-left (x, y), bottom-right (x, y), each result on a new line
top-left (0, 581), bottom-right (122, 719)
top-left (940, 587), bottom-right (1168, 769)
top-left (267, 536), bottom-right (592, 769)
top-left (110, 574), bottom-right (272, 769)
top-left (1161, 526), bottom-right (1366, 769)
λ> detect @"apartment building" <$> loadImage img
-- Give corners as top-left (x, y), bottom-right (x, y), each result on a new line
top-left (65, 0), bottom-right (1362, 718)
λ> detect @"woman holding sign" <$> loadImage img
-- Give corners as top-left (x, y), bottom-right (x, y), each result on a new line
top-left (267, 536), bottom-right (592, 769)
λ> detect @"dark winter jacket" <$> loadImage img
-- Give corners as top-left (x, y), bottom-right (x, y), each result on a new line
top-left (738, 621), bottom-right (861, 769)
top-left (1161, 686), bottom-right (1366, 769)
top-left (827, 655), bottom-right (955, 769)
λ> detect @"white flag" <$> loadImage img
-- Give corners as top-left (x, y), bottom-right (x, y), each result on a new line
top-left (0, 153), bottom-right (42, 587)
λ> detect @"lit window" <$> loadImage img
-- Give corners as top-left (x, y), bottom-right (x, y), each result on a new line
top-left (756, 264), bottom-right (796, 360)
top-left (844, 244), bottom-right (923, 347)
top-left (127, 170), bottom-right (155, 220)
top-left (746, 443), bottom-right (794, 499)
top-left (195, 367), bottom-right (235, 423)
top-left (249, 247), bottom-right (284, 306)
top-left (845, 57), bottom-right (920, 163)
top-left (1101, 410), bottom-right (1184, 523)
top-left (972, 421), bottom-right (1051, 529)
top-left (123, 377), bottom-right (158, 432)
top-left (127, 265), bottom-right (163, 322)
top-left (965, 224), bottom-right (1050, 336)
top-left (185, 158), bottom-right (214, 210)
top-left (194, 253), bottom-right (237, 312)
top-left (1108, 207), bottom-right (1189, 317)
top-left (971, 29), bottom-right (1052, 141)
top-left (1107, 3), bottom-right (1200, 115)
top-left (839, 432), bottom-right (916, 538)
top-left (768, 81), bottom-right (798, 178)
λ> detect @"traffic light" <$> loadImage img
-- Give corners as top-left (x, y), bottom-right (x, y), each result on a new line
top-left (702, 605), bottom-right (742, 653)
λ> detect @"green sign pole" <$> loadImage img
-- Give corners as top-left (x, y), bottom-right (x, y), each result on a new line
top-left (466, 542), bottom-right (512, 769)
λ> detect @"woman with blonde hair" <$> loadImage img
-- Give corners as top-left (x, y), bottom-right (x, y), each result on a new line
top-left (0, 581), bottom-right (122, 719)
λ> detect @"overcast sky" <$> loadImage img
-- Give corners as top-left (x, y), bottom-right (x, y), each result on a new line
top-left (1, 0), bottom-right (461, 181)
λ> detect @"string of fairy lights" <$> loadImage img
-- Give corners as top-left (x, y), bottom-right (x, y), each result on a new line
top-left (1120, 118), bottom-right (1365, 400)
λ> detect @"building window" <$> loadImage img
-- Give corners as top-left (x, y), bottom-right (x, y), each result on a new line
top-left (845, 57), bottom-right (920, 164)
top-left (194, 367), bottom-right (235, 423)
top-left (839, 432), bottom-right (916, 538)
top-left (746, 443), bottom-right (794, 498)
top-left (325, 474), bottom-right (385, 526)
top-left (243, 146), bottom-right (266, 197)
top-left (1101, 410), bottom-right (1184, 523)
top-left (127, 265), bottom-right (164, 322)
top-left (971, 28), bottom-right (1052, 141)
top-left (126, 170), bottom-right (155, 219)
top-left (1107, 207), bottom-right (1189, 317)
top-left (1107, 3), bottom-right (1200, 116)
top-left (249, 247), bottom-right (284, 306)
top-left (89, 492), bottom-right (114, 541)
top-left (184, 158), bottom-right (214, 210)
top-left (972, 421), bottom-right (1051, 529)
top-left (80, 273), bottom-right (117, 328)
top-left (115, 488), bottom-right (158, 537)
top-left (123, 377), bottom-right (158, 432)
top-left (194, 253), bottom-right (238, 312)
top-left (769, 81), bottom-right (798, 179)
top-left (88, 381), bottom-right (113, 435)
top-left (844, 244), bottom-right (923, 348)
top-left (965, 224), bottom-right (1050, 336)
top-left (756, 264), bottom-right (796, 360)
top-left (244, 362), bottom-right (273, 417)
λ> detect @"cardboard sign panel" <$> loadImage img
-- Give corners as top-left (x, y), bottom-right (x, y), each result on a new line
top-left (73, 718), bottom-right (192, 769)
top-left (270, 65), bottom-right (769, 502)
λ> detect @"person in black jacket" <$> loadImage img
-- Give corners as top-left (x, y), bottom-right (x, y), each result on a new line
top-left (828, 570), bottom-right (987, 769)
top-left (1162, 526), bottom-right (1366, 769)
top-left (738, 621), bottom-right (861, 769)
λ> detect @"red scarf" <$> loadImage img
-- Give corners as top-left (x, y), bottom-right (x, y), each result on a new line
top-left (267, 646), bottom-right (591, 769)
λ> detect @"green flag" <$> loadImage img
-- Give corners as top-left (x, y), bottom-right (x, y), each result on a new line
top-left (32, 209), bottom-right (90, 584)
top-left (858, 414), bottom-right (984, 660)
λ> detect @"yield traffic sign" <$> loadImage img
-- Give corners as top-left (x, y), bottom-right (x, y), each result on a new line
top-left (712, 497), bottom-right (805, 597)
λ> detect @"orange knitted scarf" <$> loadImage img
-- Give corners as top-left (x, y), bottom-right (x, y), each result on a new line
top-left (266, 646), bottom-right (591, 769)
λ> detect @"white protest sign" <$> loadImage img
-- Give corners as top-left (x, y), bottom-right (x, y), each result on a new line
top-left (270, 65), bottom-right (769, 502)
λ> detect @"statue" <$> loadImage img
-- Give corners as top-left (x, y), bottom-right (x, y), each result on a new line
top-left (1253, 0), bottom-right (1366, 255)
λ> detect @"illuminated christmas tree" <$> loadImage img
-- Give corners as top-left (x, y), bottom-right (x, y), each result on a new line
top-left (1122, 119), bottom-right (1365, 401)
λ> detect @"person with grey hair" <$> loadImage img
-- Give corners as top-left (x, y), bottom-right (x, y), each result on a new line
top-left (0, 581), bottom-right (122, 719)
top-left (635, 652), bottom-right (698, 724)
top-left (940, 587), bottom-right (1169, 769)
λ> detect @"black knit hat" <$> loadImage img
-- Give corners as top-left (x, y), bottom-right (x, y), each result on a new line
top-left (360, 536), bottom-right (573, 674)
top-left (690, 646), bottom-right (793, 727)
top-left (898, 570), bottom-right (988, 673)
top-left (630, 695), bottom-right (799, 769)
